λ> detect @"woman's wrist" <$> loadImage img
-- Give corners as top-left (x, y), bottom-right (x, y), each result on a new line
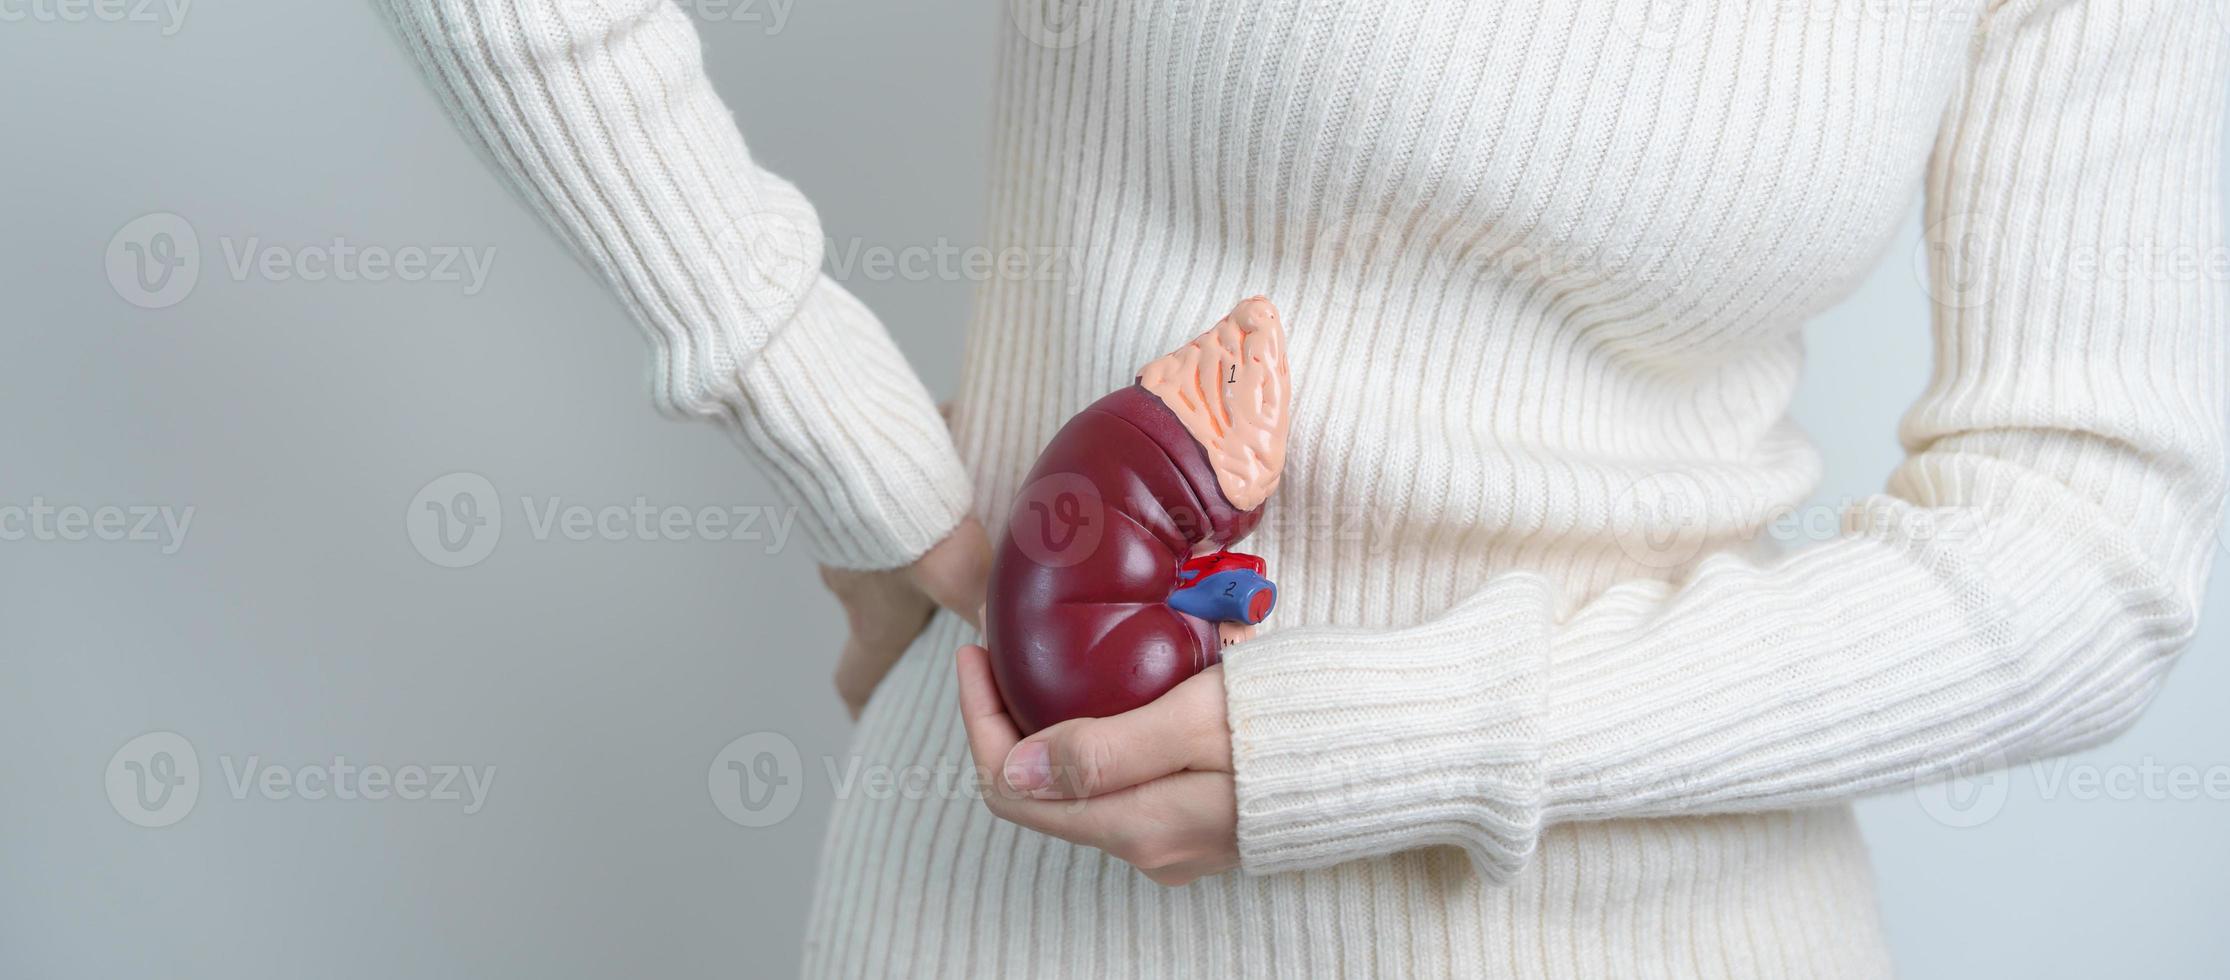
top-left (732, 278), bottom-right (975, 570)
top-left (1220, 575), bottom-right (1555, 878)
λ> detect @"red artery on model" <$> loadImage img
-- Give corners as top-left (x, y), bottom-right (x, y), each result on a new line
top-left (986, 298), bottom-right (1292, 734)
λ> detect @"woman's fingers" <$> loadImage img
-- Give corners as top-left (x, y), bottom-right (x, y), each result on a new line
top-left (956, 646), bottom-right (1242, 884)
top-left (1000, 666), bottom-right (1232, 800)
top-left (955, 644), bottom-right (1023, 773)
top-left (955, 646), bottom-right (1126, 838)
top-left (1115, 771), bottom-right (1241, 885)
top-left (819, 518), bottom-right (990, 719)
top-left (912, 517), bottom-right (990, 631)
top-left (820, 565), bottom-right (935, 718)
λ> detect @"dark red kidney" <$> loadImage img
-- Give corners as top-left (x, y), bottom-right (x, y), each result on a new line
top-left (986, 384), bottom-right (1264, 734)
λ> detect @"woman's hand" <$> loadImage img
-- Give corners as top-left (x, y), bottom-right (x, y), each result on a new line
top-left (955, 644), bottom-right (1239, 886)
top-left (821, 517), bottom-right (990, 718)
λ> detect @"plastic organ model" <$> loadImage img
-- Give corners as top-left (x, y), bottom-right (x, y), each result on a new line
top-left (986, 297), bottom-right (1293, 734)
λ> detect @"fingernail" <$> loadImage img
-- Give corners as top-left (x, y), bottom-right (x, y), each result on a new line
top-left (1004, 741), bottom-right (1050, 792)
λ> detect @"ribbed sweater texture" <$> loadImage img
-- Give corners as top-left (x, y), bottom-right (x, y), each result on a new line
top-left (375, 0), bottom-right (2227, 975)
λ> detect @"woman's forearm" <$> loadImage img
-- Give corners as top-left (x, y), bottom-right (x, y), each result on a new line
top-left (373, 0), bottom-right (972, 567)
top-left (1223, 0), bottom-right (2229, 879)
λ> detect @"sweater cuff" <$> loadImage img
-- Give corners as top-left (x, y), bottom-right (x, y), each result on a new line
top-left (730, 278), bottom-right (974, 570)
top-left (1220, 575), bottom-right (1555, 879)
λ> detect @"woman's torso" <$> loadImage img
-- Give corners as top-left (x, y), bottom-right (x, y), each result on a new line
top-left (950, 0), bottom-right (1979, 624)
top-left (809, 2), bottom-right (1985, 974)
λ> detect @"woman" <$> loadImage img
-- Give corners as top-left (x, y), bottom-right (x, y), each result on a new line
top-left (375, 0), bottom-right (2226, 975)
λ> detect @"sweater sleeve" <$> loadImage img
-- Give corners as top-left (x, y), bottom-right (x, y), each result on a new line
top-left (372, 0), bottom-right (974, 569)
top-left (1222, 0), bottom-right (2228, 879)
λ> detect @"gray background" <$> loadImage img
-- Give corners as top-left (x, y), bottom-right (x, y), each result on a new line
top-left (2, 2), bottom-right (2225, 977)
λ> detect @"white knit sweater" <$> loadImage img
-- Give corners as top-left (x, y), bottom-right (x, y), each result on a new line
top-left (376, 0), bottom-right (2227, 975)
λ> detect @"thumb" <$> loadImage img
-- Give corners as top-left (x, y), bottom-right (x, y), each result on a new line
top-left (999, 668), bottom-right (1229, 799)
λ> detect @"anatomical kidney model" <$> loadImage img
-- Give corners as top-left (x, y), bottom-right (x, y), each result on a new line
top-left (987, 297), bottom-right (1292, 734)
